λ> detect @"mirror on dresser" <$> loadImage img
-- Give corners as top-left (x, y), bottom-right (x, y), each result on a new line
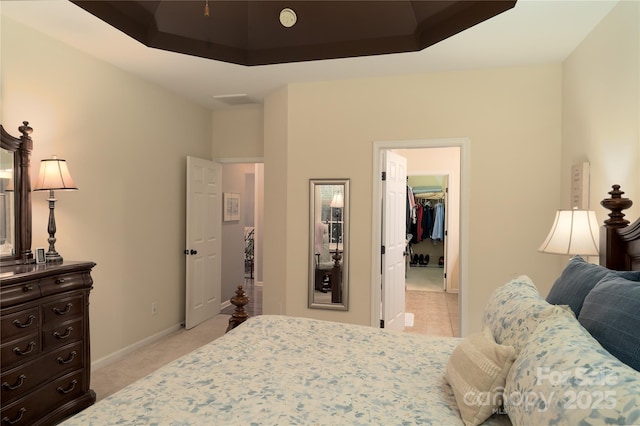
top-left (0, 147), bottom-right (15, 255)
top-left (0, 122), bottom-right (33, 266)
top-left (309, 179), bottom-right (349, 310)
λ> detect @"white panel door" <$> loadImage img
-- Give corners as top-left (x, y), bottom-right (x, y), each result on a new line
top-left (185, 157), bottom-right (221, 329)
top-left (382, 150), bottom-right (407, 331)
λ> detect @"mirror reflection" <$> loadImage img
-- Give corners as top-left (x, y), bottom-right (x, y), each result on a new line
top-left (0, 148), bottom-right (14, 256)
top-left (309, 179), bottom-right (349, 310)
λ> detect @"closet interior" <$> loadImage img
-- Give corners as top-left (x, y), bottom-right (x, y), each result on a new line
top-left (406, 175), bottom-right (447, 288)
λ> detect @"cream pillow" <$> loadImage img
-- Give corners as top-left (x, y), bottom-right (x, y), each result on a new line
top-left (445, 328), bottom-right (516, 426)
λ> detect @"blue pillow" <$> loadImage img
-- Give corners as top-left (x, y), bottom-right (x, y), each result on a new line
top-left (546, 256), bottom-right (640, 316)
top-left (578, 274), bottom-right (640, 372)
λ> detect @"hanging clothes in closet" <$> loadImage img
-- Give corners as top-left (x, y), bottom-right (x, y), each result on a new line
top-left (406, 185), bottom-right (416, 235)
top-left (421, 201), bottom-right (434, 241)
top-left (430, 201), bottom-right (445, 241)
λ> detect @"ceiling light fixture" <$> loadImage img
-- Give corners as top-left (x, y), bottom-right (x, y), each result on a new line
top-left (279, 8), bottom-right (297, 28)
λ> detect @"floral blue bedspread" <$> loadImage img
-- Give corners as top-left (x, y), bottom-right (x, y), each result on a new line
top-left (63, 315), bottom-right (511, 425)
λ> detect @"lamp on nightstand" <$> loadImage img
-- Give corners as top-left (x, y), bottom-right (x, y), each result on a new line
top-left (33, 155), bottom-right (78, 263)
top-left (538, 208), bottom-right (599, 256)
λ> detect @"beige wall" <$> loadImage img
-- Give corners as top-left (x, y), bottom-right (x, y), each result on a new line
top-left (263, 65), bottom-right (564, 332)
top-left (212, 105), bottom-right (264, 159)
top-left (262, 87), bottom-right (290, 315)
top-left (1, 17), bottom-right (213, 365)
top-left (562, 1), bottom-right (640, 224)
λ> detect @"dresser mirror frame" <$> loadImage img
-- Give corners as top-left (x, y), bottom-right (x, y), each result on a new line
top-left (308, 178), bottom-right (349, 310)
top-left (1, 122), bottom-right (34, 266)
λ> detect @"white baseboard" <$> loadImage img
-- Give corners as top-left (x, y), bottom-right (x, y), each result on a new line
top-left (92, 323), bottom-right (182, 371)
top-left (220, 300), bottom-right (231, 310)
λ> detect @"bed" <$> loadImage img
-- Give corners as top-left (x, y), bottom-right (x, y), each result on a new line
top-left (62, 185), bottom-right (640, 426)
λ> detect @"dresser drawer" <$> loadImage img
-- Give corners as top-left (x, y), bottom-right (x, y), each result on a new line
top-left (42, 294), bottom-right (83, 325)
top-left (0, 334), bottom-right (39, 370)
top-left (0, 370), bottom-right (85, 426)
top-left (39, 271), bottom-right (91, 297)
top-left (42, 318), bottom-right (83, 351)
top-left (0, 307), bottom-right (39, 341)
top-left (1, 342), bottom-right (84, 406)
top-left (0, 281), bottom-right (40, 308)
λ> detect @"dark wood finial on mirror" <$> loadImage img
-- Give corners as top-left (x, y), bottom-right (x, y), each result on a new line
top-left (18, 121), bottom-right (32, 138)
top-left (226, 285), bottom-right (249, 332)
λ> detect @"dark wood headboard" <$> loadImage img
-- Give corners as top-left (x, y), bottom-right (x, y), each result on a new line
top-left (600, 184), bottom-right (640, 271)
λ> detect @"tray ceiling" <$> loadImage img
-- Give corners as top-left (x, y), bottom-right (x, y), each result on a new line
top-left (71, 0), bottom-right (517, 66)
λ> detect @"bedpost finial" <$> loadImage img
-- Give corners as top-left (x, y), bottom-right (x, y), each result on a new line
top-left (609, 184), bottom-right (623, 198)
top-left (226, 285), bottom-right (250, 333)
top-left (601, 184), bottom-right (632, 227)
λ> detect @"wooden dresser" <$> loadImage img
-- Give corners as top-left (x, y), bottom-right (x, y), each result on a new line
top-left (0, 261), bottom-right (96, 425)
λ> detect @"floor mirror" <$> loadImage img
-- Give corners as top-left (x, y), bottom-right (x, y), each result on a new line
top-left (309, 178), bottom-right (349, 310)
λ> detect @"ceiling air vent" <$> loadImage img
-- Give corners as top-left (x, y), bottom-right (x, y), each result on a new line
top-left (212, 94), bottom-right (259, 106)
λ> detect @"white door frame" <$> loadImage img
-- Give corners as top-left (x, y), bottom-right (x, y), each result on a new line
top-left (371, 138), bottom-right (470, 336)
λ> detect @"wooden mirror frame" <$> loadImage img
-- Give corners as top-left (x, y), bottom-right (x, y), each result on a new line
top-left (308, 178), bottom-right (349, 310)
top-left (0, 122), bottom-right (34, 266)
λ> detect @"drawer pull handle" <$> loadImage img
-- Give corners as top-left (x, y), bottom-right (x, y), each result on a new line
top-left (2, 375), bottom-right (26, 391)
top-left (22, 285), bottom-right (33, 292)
top-left (53, 303), bottom-right (73, 315)
top-left (12, 315), bottom-right (36, 328)
top-left (13, 342), bottom-right (35, 356)
top-left (57, 351), bottom-right (77, 365)
top-left (55, 278), bottom-right (66, 284)
top-left (1, 408), bottom-right (26, 425)
top-left (57, 379), bottom-right (77, 395)
top-left (53, 327), bottom-right (73, 339)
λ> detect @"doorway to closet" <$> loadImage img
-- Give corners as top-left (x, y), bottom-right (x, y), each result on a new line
top-left (405, 173), bottom-right (458, 337)
top-left (372, 139), bottom-right (467, 338)
top-left (406, 174), bottom-right (448, 291)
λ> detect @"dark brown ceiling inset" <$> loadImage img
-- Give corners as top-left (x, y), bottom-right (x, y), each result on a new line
top-left (70, 1), bottom-right (517, 66)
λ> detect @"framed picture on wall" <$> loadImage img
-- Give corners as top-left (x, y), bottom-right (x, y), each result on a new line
top-left (223, 192), bottom-right (240, 221)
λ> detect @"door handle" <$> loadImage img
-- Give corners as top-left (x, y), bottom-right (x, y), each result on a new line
top-left (184, 249), bottom-right (198, 255)
top-left (190, 249), bottom-right (198, 255)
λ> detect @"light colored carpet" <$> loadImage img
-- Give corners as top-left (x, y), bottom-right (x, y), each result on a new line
top-left (91, 314), bottom-right (231, 402)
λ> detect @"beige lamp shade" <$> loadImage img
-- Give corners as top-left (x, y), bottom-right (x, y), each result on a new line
top-left (538, 209), bottom-right (599, 256)
top-left (33, 156), bottom-right (77, 191)
top-left (330, 192), bottom-right (344, 208)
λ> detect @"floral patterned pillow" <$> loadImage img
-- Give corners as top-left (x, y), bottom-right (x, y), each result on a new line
top-left (482, 275), bottom-right (569, 353)
top-left (504, 309), bottom-right (640, 425)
